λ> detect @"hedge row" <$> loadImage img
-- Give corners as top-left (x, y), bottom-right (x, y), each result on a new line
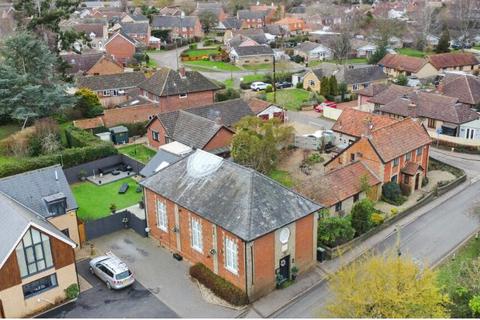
top-left (65, 127), bottom-right (101, 148)
top-left (189, 263), bottom-right (248, 306)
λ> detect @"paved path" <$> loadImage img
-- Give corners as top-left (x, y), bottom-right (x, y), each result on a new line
top-left (286, 111), bottom-right (334, 130)
top-left (267, 150), bottom-right (480, 318)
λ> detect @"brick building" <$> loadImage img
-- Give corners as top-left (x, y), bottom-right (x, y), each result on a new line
top-left (151, 15), bottom-right (203, 39)
top-left (104, 31), bottom-right (138, 65)
top-left (140, 149), bottom-right (321, 301)
top-left (61, 52), bottom-right (124, 76)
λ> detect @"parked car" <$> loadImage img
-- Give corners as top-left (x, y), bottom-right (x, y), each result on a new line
top-left (89, 253), bottom-right (135, 290)
top-left (275, 81), bottom-right (293, 89)
top-left (314, 100), bottom-right (337, 112)
top-left (250, 82), bottom-right (269, 91)
top-left (451, 41), bottom-right (472, 50)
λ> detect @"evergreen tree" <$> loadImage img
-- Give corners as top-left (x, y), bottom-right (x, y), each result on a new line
top-left (436, 25), bottom-right (451, 53)
top-left (320, 77), bottom-right (330, 97)
top-left (329, 75), bottom-right (338, 96)
top-left (368, 43), bottom-right (388, 64)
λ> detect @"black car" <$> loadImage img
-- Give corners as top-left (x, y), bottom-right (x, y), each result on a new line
top-left (275, 81), bottom-right (293, 89)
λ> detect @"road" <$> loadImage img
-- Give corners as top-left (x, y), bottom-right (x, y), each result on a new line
top-left (274, 149), bottom-right (480, 318)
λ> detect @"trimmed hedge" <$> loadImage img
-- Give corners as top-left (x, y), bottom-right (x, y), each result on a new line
top-left (190, 263), bottom-right (248, 306)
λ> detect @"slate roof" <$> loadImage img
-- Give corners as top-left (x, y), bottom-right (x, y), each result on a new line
top-left (138, 68), bottom-right (220, 96)
top-left (76, 71), bottom-right (146, 91)
top-left (140, 149), bottom-right (182, 177)
top-left (378, 54), bottom-right (428, 73)
top-left (0, 165), bottom-right (78, 219)
top-left (130, 14), bottom-right (148, 22)
top-left (379, 92), bottom-right (479, 125)
top-left (222, 17), bottom-right (242, 29)
top-left (428, 52), bottom-right (479, 69)
top-left (151, 15), bottom-right (198, 28)
top-left (356, 83), bottom-right (388, 97)
top-left (367, 84), bottom-right (414, 105)
top-left (0, 192), bottom-right (76, 269)
top-left (298, 161), bottom-right (381, 207)
top-left (141, 149), bottom-right (322, 241)
top-left (157, 110), bottom-right (226, 149)
top-left (232, 45), bottom-right (274, 57)
top-left (310, 65), bottom-right (387, 85)
top-left (120, 22), bottom-right (149, 35)
top-left (186, 99), bottom-right (253, 128)
top-left (61, 51), bottom-right (104, 74)
top-left (234, 29), bottom-right (268, 44)
top-left (294, 41), bottom-right (327, 53)
top-left (442, 74), bottom-right (480, 106)
top-left (332, 108), bottom-right (398, 138)
top-left (237, 9), bottom-right (267, 20)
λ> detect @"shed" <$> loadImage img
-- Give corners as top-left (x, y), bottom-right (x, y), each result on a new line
top-left (109, 125), bottom-right (129, 144)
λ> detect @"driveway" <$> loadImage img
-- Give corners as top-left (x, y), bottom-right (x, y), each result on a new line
top-left (39, 259), bottom-right (177, 318)
top-left (90, 230), bottom-right (241, 318)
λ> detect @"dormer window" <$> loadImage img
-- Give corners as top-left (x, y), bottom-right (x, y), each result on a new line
top-left (43, 193), bottom-right (67, 216)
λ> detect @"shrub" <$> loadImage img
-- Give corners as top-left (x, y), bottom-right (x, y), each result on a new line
top-left (351, 199), bottom-right (375, 235)
top-left (382, 182), bottom-right (405, 205)
top-left (190, 263), bottom-right (248, 306)
top-left (306, 152), bottom-right (324, 165)
top-left (390, 208), bottom-right (398, 216)
top-left (119, 122), bottom-right (148, 137)
top-left (65, 283), bottom-right (79, 300)
top-left (296, 82), bottom-right (303, 89)
top-left (370, 212), bottom-right (385, 226)
top-left (215, 88), bottom-right (240, 102)
top-left (189, 43), bottom-right (197, 50)
top-left (317, 216), bottom-right (355, 248)
top-left (265, 85), bottom-right (273, 93)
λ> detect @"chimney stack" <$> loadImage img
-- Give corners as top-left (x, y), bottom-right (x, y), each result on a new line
top-left (179, 66), bottom-right (186, 78)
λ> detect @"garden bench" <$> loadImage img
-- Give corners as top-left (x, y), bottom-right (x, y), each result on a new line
top-left (118, 183), bottom-right (129, 194)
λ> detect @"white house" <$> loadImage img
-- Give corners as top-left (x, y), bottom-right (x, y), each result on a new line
top-left (356, 43), bottom-right (377, 58)
top-left (294, 41), bottom-right (332, 61)
top-left (459, 119), bottom-right (480, 140)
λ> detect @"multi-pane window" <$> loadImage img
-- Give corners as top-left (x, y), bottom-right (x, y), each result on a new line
top-left (15, 228), bottom-right (54, 278)
top-left (393, 157), bottom-right (399, 167)
top-left (156, 200), bottom-right (168, 231)
top-left (191, 218), bottom-right (203, 252)
top-left (416, 147), bottom-right (423, 156)
top-left (335, 202), bottom-right (342, 212)
top-left (152, 131), bottom-right (159, 141)
top-left (47, 199), bottom-right (66, 216)
top-left (22, 274), bottom-right (57, 298)
top-left (225, 237), bottom-right (238, 274)
top-left (406, 152), bottom-right (412, 161)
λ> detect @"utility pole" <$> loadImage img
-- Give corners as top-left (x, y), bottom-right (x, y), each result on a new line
top-left (272, 55), bottom-right (277, 104)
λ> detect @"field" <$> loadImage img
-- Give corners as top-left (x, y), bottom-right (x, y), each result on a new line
top-left (183, 60), bottom-right (241, 71)
top-left (118, 144), bottom-right (156, 164)
top-left (266, 88), bottom-right (312, 110)
top-left (72, 177), bottom-right (142, 221)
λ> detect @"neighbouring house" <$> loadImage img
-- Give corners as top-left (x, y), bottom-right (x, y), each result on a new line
top-left (378, 91), bottom-right (479, 137)
top-left (104, 31), bottom-right (138, 65)
top-left (364, 84), bottom-right (414, 112)
top-left (440, 73), bottom-right (480, 107)
top-left (184, 98), bottom-right (254, 128)
top-left (0, 192), bottom-right (77, 318)
top-left (356, 83), bottom-right (389, 111)
top-left (68, 19), bottom-right (109, 51)
top-left (119, 22), bottom-right (150, 46)
top-left (151, 15), bottom-right (203, 40)
top-left (140, 149), bottom-right (321, 301)
top-left (229, 45), bottom-right (274, 65)
top-left (355, 43), bottom-right (377, 59)
top-left (61, 52), bottom-right (124, 76)
top-left (293, 41), bottom-right (332, 62)
top-left (138, 67), bottom-right (220, 112)
top-left (217, 17), bottom-right (242, 31)
top-left (325, 118), bottom-right (432, 194)
top-left (299, 161), bottom-right (382, 216)
top-left (303, 65), bottom-right (387, 92)
top-left (427, 52), bottom-right (480, 74)
top-left (224, 29), bottom-right (269, 49)
top-left (139, 141), bottom-right (192, 177)
top-left (248, 98), bottom-right (285, 120)
top-left (0, 165), bottom-right (80, 246)
top-left (378, 54), bottom-right (438, 79)
top-left (237, 10), bottom-right (268, 28)
top-left (332, 108), bottom-right (398, 145)
top-left (273, 17), bottom-right (305, 34)
top-left (193, 2), bottom-right (227, 22)
top-left (158, 6), bottom-right (184, 16)
top-left (76, 71), bottom-right (147, 107)
top-left (120, 13), bottom-right (149, 24)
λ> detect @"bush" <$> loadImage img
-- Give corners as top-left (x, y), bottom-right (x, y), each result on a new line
top-left (382, 182), bottom-right (405, 205)
top-left (215, 88), bottom-right (240, 102)
top-left (351, 199), bottom-right (375, 235)
top-left (265, 85), bottom-right (273, 93)
top-left (317, 216), bottom-right (355, 248)
top-left (189, 43), bottom-right (197, 50)
top-left (296, 82), bottom-right (303, 89)
top-left (370, 212), bottom-right (385, 226)
top-left (390, 208), bottom-right (398, 216)
top-left (65, 283), bottom-right (79, 300)
top-left (190, 263), bottom-right (248, 306)
top-left (306, 152), bottom-right (324, 165)
top-left (119, 122), bottom-right (148, 137)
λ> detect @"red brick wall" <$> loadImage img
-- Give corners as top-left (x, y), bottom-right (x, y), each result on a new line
top-left (252, 232), bottom-right (275, 298)
top-left (203, 128), bottom-right (233, 151)
top-left (146, 118), bottom-right (168, 149)
top-left (294, 214), bottom-right (314, 272)
top-left (105, 35), bottom-right (136, 65)
top-left (103, 104), bottom-right (159, 127)
top-left (156, 91), bottom-right (215, 112)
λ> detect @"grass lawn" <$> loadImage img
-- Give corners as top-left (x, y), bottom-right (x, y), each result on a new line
top-left (266, 88), bottom-right (312, 111)
top-left (224, 74), bottom-right (268, 89)
top-left (0, 123), bottom-right (21, 141)
top-left (308, 58), bottom-right (368, 67)
top-left (146, 55), bottom-right (158, 68)
top-left (73, 177), bottom-right (142, 221)
top-left (118, 144), bottom-right (156, 164)
top-left (473, 46), bottom-right (480, 50)
top-left (242, 63), bottom-right (272, 71)
top-left (184, 60), bottom-right (241, 72)
top-left (269, 169), bottom-right (294, 188)
top-left (183, 48), bottom-right (220, 57)
top-left (396, 48), bottom-right (429, 58)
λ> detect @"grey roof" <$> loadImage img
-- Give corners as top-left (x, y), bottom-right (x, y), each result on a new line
top-left (295, 41), bottom-right (325, 53)
top-left (237, 9), bottom-right (267, 20)
top-left (157, 110), bottom-right (224, 149)
top-left (233, 45), bottom-right (274, 57)
top-left (131, 14), bottom-right (148, 22)
top-left (140, 149), bottom-right (182, 177)
top-left (151, 15), bottom-right (198, 28)
top-left (76, 71), bottom-right (146, 91)
top-left (310, 65), bottom-right (387, 85)
top-left (186, 99), bottom-right (254, 128)
top-left (234, 29), bottom-right (268, 44)
top-left (222, 17), bottom-right (242, 29)
top-left (0, 192), bottom-right (76, 268)
top-left (110, 125), bottom-right (128, 133)
top-left (140, 150), bottom-right (322, 241)
top-left (138, 68), bottom-right (220, 96)
top-left (61, 51), bottom-right (104, 74)
top-left (0, 165), bottom-right (78, 219)
top-left (120, 22), bottom-right (149, 35)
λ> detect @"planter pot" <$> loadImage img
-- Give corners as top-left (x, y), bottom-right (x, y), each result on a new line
top-left (291, 274), bottom-right (297, 281)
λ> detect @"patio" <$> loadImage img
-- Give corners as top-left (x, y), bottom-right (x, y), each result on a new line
top-left (86, 170), bottom-right (137, 186)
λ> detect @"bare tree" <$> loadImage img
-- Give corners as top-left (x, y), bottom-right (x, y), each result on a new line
top-left (449, 0), bottom-right (480, 45)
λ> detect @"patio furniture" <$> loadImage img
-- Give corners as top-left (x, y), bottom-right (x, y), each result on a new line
top-left (119, 183), bottom-right (129, 194)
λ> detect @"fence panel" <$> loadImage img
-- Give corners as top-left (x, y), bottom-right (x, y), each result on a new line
top-left (129, 214), bottom-right (148, 237)
top-left (83, 210), bottom-right (148, 241)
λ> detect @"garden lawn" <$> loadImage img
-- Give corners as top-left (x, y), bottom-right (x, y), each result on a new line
top-left (0, 123), bottom-right (21, 140)
top-left (72, 177), bottom-right (142, 221)
top-left (242, 63), bottom-right (272, 71)
top-left (118, 144), bottom-right (156, 164)
top-left (184, 60), bottom-right (241, 71)
top-left (224, 74), bottom-right (268, 89)
top-left (266, 88), bottom-right (312, 110)
top-left (309, 58), bottom-right (368, 67)
top-left (396, 48), bottom-right (428, 58)
top-left (269, 169), bottom-right (294, 188)
top-left (183, 48), bottom-right (220, 57)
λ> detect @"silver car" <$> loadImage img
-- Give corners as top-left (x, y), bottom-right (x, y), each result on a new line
top-left (89, 253), bottom-right (135, 290)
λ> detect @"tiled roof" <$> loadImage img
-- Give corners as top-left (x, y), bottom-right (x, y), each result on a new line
top-left (367, 84), bottom-right (414, 105)
top-left (248, 98), bottom-right (272, 114)
top-left (61, 51), bottom-right (104, 74)
top-left (141, 149), bottom-right (321, 241)
top-left (356, 83), bottom-right (388, 97)
top-left (186, 99), bottom-right (254, 128)
top-left (379, 92), bottom-right (479, 124)
top-left (294, 41), bottom-right (326, 53)
top-left (332, 108), bottom-right (397, 138)
top-left (72, 22), bottom-right (106, 38)
top-left (232, 45), bottom-right (274, 56)
top-left (222, 17), bottom-right (242, 29)
top-left (378, 54), bottom-right (428, 73)
top-left (369, 118), bottom-right (432, 162)
top-left (233, 29), bottom-right (268, 44)
top-left (151, 15), bottom-right (198, 28)
top-left (138, 68), bottom-right (220, 96)
top-left (442, 74), bottom-right (480, 106)
top-left (401, 161), bottom-right (423, 176)
top-left (297, 161), bottom-right (381, 207)
top-left (310, 65), bottom-right (387, 85)
top-left (120, 22), bottom-right (149, 35)
top-left (237, 9), bottom-right (267, 20)
top-left (428, 52), bottom-right (479, 69)
top-left (76, 71), bottom-right (146, 91)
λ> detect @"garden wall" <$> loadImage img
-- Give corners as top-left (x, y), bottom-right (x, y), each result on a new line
top-left (80, 210), bottom-right (147, 241)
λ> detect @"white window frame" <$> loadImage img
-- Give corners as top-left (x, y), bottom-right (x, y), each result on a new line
top-left (156, 200), bottom-right (168, 232)
top-left (224, 236), bottom-right (238, 274)
top-left (191, 217), bottom-right (203, 253)
top-left (179, 93), bottom-right (188, 99)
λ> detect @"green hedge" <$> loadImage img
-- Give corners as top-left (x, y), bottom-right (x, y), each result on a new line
top-left (190, 263), bottom-right (248, 306)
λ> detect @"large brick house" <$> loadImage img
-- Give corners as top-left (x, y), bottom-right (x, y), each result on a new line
top-left (151, 15), bottom-right (203, 39)
top-left (62, 52), bottom-right (124, 76)
top-left (325, 118), bottom-right (432, 194)
top-left (378, 54), bottom-right (438, 79)
top-left (140, 149), bottom-right (321, 301)
top-left (104, 31), bottom-right (138, 65)
top-left (138, 67), bottom-right (220, 112)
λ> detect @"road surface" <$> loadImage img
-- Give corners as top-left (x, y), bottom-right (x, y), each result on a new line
top-left (274, 149), bottom-right (480, 318)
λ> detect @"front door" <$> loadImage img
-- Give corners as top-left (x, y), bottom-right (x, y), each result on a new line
top-left (279, 255), bottom-right (290, 281)
top-left (415, 173), bottom-right (420, 190)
